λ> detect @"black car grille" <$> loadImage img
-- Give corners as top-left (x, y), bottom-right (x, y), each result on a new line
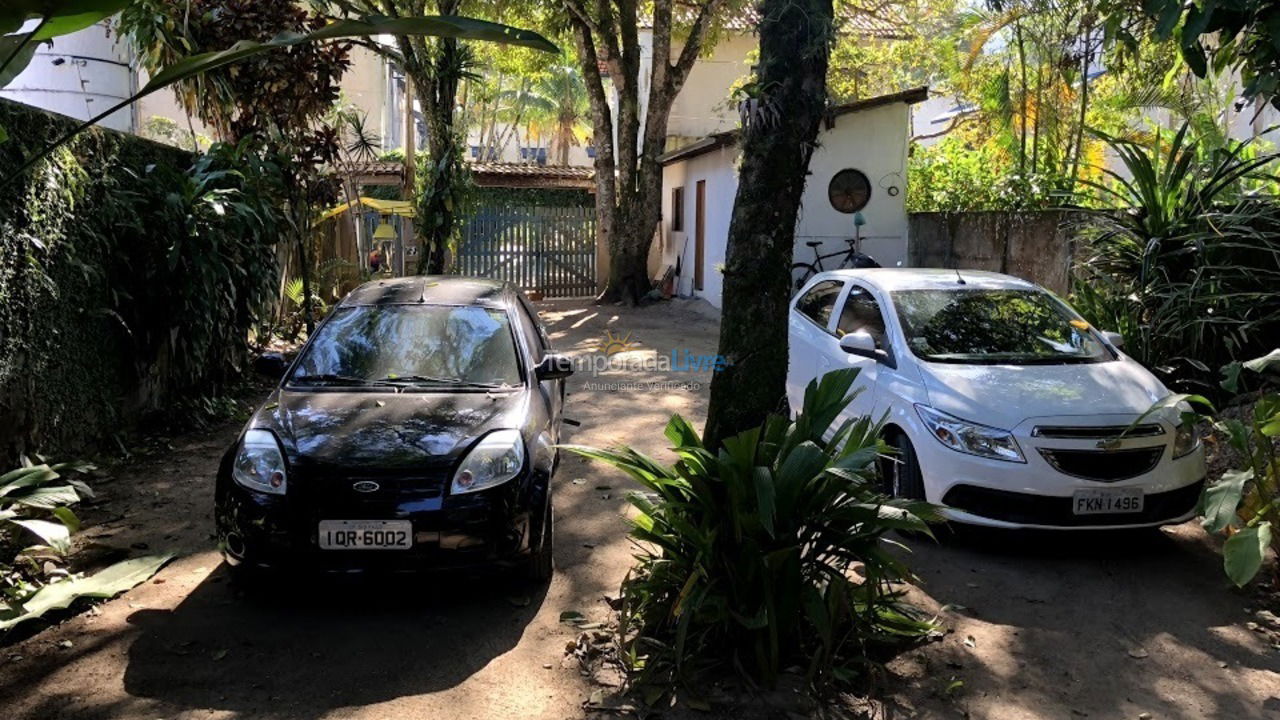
top-left (942, 480), bottom-right (1203, 527)
top-left (1032, 424), bottom-right (1164, 439)
top-left (296, 467), bottom-right (451, 514)
top-left (1038, 447), bottom-right (1164, 482)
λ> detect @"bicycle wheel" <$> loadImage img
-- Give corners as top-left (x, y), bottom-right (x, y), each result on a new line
top-left (790, 263), bottom-right (818, 295)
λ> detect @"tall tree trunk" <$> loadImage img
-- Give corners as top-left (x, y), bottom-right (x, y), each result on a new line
top-left (703, 0), bottom-right (834, 448)
top-left (1016, 22), bottom-right (1028, 173)
top-left (563, 0), bottom-right (727, 305)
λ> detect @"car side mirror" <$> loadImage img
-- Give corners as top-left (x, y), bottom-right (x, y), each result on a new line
top-left (536, 354), bottom-right (574, 381)
top-left (839, 331), bottom-right (877, 358)
top-left (254, 352), bottom-right (289, 380)
top-left (1101, 331), bottom-right (1125, 349)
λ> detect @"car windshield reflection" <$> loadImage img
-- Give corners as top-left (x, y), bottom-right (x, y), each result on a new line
top-left (892, 288), bottom-right (1111, 365)
top-left (289, 305), bottom-right (523, 389)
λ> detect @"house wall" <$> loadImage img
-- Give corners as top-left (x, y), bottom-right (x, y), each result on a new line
top-left (667, 33), bottom-right (755, 139)
top-left (661, 146), bottom-right (740, 304)
top-left (796, 101), bottom-right (910, 270)
top-left (662, 101), bottom-right (914, 308)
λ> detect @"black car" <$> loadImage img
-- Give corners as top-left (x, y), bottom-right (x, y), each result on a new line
top-left (215, 277), bottom-right (572, 581)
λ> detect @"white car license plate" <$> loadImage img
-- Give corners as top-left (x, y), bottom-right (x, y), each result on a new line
top-left (318, 520), bottom-right (413, 550)
top-left (1072, 488), bottom-right (1144, 515)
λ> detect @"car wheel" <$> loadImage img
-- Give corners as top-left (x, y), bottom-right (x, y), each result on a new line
top-left (524, 499), bottom-right (554, 584)
top-left (883, 432), bottom-right (926, 501)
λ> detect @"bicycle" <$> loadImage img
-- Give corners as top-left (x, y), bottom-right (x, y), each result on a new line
top-left (791, 237), bottom-right (881, 294)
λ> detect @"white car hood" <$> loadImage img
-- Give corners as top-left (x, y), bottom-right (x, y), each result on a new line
top-left (917, 359), bottom-right (1169, 431)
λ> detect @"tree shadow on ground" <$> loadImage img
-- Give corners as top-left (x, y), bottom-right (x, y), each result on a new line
top-left (888, 524), bottom-right (1280, 718)
top-left (116, 566), bottom-right (548, 717)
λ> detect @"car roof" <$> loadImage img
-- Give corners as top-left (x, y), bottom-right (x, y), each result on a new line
top-left (818, 268), bottom-right (1041, 292)
top-left (338, 276), bottom-right (515, 308)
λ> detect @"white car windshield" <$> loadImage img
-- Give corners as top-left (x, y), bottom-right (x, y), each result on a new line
top-left (892, 288), bottom-right (1110, 365)
top-left (290, 305), bottom-right (522, 387)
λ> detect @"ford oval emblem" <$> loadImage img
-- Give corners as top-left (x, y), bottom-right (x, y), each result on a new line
top-left (352, 480), bottom-right (380, 493)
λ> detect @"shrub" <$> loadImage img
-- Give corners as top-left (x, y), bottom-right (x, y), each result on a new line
top-left (565, 369), bottom-right (939, 693)
top-left (0, 100), bottom-right (285, 461)
top-left (1074, 123), bottom-right (1280, 392)
top-left (1189, 353), bottom-right (1280, 587)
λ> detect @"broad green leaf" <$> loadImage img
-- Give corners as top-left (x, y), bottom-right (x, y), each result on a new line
top-left (0, 554), bottom-right (173, 631)
top-left (51, 505), bottom-right (80, 533)
top-left (1198, 469), bottom-right (1251, 533)
top-left (0, 32), bottom-right (41, 88)
top-left (1223, 522), bottom-right (1271, 587)
top-left (0, 465), bottom-right (59, 496)
top-left (752, 467), bottom-right (776, 538)
top-left (9, 517), bottom-right (71, 553)
top-left (0, 124), bottom-right (7, 144)
top-left (6, 484), bottom-right (80, 509)
top-left (1244, 350), bottom-right (1280, 375)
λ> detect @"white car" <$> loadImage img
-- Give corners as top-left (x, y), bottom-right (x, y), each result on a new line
top-left (787, 268), bottom-right (1206, 530)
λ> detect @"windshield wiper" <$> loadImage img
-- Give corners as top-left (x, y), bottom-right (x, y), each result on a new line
top-left (291, 374), bottom-right (397, 387)
top-left (379, 374), bottom-right (507, 389)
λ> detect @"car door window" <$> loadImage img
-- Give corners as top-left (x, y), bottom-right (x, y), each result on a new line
top-left (795, 280), bottom-right (843, 332)
top-left (514, 298), bottom-right (547, 362)
top-left (836, 285), bottom-right (888, 349)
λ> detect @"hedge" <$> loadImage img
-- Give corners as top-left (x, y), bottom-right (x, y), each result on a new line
top-left (0, 99), bottom-right (281, 462)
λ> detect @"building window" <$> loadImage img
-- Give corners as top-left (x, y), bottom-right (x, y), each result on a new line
top-left (671, 187), bottom-right (685, 232)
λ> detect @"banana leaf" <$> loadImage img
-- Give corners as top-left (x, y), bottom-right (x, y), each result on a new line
top-left (0, 554), bottom-right (173, 631)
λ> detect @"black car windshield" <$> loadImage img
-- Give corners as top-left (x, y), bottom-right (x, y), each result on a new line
top-left (290, 304), bottom-right (522, 387)
top-left (891, 288), bottom-right (1110, 365)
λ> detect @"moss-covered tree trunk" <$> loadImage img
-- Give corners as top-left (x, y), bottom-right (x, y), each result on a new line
top-left (703, 0), bottom-right (834, 448)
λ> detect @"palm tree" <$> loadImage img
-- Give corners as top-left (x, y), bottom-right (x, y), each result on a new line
top-left (525, 65), bottom-right (590, 166)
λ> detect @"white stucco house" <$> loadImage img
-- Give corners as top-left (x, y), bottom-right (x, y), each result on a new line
top-left (656, 87), bottom-right (928, 308)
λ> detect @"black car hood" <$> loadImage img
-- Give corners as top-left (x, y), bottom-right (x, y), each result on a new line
top-left (256, 388), bottom-right (527, 471)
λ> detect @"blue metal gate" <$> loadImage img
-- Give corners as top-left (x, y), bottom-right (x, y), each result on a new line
top-left (453, 205), bottom-right (597, 298)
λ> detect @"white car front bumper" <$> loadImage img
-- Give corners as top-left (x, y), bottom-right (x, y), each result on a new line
top-left (913, 413), bottom-right (1206, 530)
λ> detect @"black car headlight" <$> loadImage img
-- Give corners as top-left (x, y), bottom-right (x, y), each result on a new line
top-left (1173, 422), bottom-right (1199, 458)
top-left (452, 429), bottom-right (525, 495)
top-left (915, 404), bottom-right (1026, 463)
top-left (232, 429), bottom-right (288, 495)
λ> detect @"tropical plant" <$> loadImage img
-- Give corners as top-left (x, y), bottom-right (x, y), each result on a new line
top-left (1145, 353), bottom-right (1280, 587)
top-left (523, 65), bottom-right (591, 166)
top-left (0, 459), bottom-right (170, 632)
top-left (1074, 123), bottom-right (1280, 390)
top-left (1111, 0), bottom-right (1280, 111)
top-left (566, 369), bottom-right (940, 693)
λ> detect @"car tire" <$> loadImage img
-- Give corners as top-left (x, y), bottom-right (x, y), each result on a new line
top-left (884, 432), bottom-right (926, 501)
top-left (524, 499), bottom-right (554, 584)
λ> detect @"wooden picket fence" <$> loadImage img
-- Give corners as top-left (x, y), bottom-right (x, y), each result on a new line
top-left (452, 205), bottom-right (597, 298)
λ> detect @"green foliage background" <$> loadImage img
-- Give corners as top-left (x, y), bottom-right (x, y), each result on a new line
top-left (0, 99), bottom-right (281, 462)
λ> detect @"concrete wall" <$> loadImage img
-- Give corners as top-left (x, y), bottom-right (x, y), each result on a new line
top-left (907, 211), bottom-right (1082, 295)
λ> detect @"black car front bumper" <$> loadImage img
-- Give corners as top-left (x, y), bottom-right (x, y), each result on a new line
top-left (214, 455), bottom-right (549, 573)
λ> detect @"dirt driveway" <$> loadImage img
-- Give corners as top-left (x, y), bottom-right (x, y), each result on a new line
top-left (1, 297), bottom-right (1278, 719)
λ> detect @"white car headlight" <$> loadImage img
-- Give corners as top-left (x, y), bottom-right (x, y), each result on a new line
top-left (1173, 422), bottom-right (1199, 458)
top-left (915, 404), bottom-right (1025, 463)
top-left (232, 429), bottom-right (288, 495)
top-left (452, 429), bottom-right (525, 495)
